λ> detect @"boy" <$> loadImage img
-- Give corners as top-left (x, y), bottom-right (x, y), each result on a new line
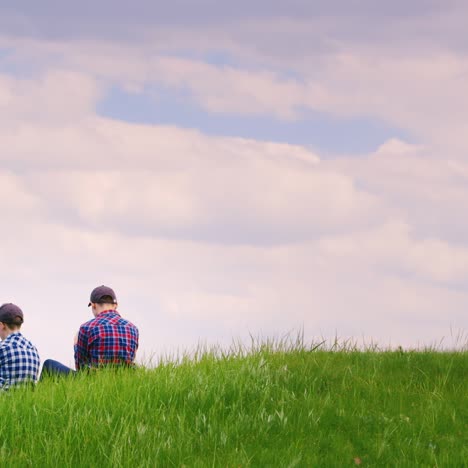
top-left (0, 303), bottom-right (41, 390)
top-left (42, 285), bottom-right (139, 375)
top-left (75, 285), bottom-right (139, 369)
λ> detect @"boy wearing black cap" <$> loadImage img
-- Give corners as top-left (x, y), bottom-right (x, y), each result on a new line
top-left (75, 285), bottom-right (139, 370)
top-left (0, 303), bottom-right (41, 390)
top-left (42, 285), bottom-right (139, 376)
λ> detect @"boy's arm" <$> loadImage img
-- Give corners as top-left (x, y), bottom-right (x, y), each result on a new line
top-left (0, 347), bottom-right (5, 389)
top-left (74, 327), bottom-right (89, 370)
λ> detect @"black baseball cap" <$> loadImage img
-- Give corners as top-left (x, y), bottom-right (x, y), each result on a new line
top-left (0, 303), bottom-right (24, 324)
top-left (88, 285), bottom-right (118, 307)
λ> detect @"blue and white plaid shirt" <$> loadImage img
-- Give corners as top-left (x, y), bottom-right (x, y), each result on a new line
top-left (0, 332), bottom-right (41, 390)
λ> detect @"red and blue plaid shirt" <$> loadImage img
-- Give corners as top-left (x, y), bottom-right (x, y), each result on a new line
top-left (74, 310), bottom-right (139, 370)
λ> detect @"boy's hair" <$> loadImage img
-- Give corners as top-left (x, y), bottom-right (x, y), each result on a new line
top-left (4, 316), bottom-right (23, 328)
top-left (97, 295), bottom-right (117, 305)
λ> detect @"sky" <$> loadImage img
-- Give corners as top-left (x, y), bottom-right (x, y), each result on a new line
top-left (0, 1), bottom-right (467, 366)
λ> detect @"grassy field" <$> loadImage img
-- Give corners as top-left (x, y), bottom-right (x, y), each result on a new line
top-left (0, 343), bottom-right (466, 467)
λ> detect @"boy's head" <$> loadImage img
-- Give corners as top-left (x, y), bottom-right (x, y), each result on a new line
top-left (0, 303), bottom-right (24, 340)
top-left (88, 285), bottom-right (118, 317)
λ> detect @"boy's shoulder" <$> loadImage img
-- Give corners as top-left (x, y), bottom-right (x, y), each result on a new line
top-left (0, 332), bottom-right (22, 348)
top-left (79, 311), bottom-right (119, 330)
top-left (79, 316), bottom-right (100, 331)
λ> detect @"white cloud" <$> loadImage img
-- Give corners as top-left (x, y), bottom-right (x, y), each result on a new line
top-left (319, 220), bottom-right (468, 284)
top-left (0, 171), bottom-right (40, 216)
top-left (0, 29), bottom-right (467, 365)
top-left (5, 222), bottom-right (466, 366)
top-left (0, 70), bottom-right (100, 124)
top-left (17, 125), bottom-right (376, 244)
top-left (150, 57), bottom-right (303, 119)
top-left (0, 70), bottom-right (376, 244)
top-left (327, 139), bottom-right (468, 243)
top-left (51, 45), bottom-right (468, 154)
top-left (2, 32), bottom-right (468, 155)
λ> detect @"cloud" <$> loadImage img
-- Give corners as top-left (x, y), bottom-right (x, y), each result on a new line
top-left (0, 171), bottom-right (39, 212)
top-left (327, 139), bottom-right (468, 243)
top-left (0, 70), bottom-right (101, 124)
top-left (0, 68), bottom-right (378, 245)
top-left (74, 48), bottom-right (468, 152)
top-left (0, 97), bottom-right (464, 361)
top-left (0, 11), bottom-right (467, 364)
top-left (319, 220), bottom-right (468, 284)
top-left (0, 1), bottom-right (462, 44)
top-left (4, 219), bottom-right (466, 366)
top-left (3, 34), bottom-right (467, 155)
top-left (11, 117), bottom-right (379, 244)
top-left (150, 58), bottom-right (304, 119)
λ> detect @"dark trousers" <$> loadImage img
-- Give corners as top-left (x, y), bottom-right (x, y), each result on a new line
top-left (41, 359), bottom-right (76, 379)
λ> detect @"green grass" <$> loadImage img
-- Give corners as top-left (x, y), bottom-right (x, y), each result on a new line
top-left (1, 343), bottom-right (467, 467)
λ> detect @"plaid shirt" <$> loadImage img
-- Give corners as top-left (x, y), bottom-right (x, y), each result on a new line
top-left (74, 310), bottom-right (139, 370)
top-left (0, 332), bottom-right (41, 390)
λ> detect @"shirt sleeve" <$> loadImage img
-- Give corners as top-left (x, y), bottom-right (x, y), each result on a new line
top-left (74, 326), bottom-right (89, 371)
top-left (0, 347), bottom-right (5, 389)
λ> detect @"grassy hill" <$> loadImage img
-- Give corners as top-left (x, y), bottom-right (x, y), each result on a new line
top-left (1, 344), bottom-right (466, 467)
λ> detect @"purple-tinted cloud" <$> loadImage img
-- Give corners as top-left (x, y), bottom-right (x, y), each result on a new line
top-left (0, 0), bottom-right (461, 44)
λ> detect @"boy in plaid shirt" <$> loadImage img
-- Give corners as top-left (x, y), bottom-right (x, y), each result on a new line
top-left (0, 303), bottom-right (41, 390)
top-left (74, 285), bottom-right (139, 370)
top-left (42, 285), bottom-right (139, 376)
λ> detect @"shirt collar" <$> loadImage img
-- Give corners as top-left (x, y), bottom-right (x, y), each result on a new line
top-left (2, 331), bottom-right (22, 343)
top-left (96, 310), bottom-right (120, 317)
